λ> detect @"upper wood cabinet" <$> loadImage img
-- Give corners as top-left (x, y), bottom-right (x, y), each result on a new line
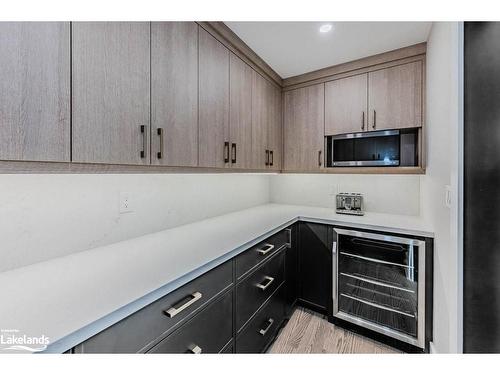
top-left (283, 84), bottom-right (325, 171)
top-left (198, 27), bottom-right (230, 168)
top-left (267, 83), bottom-right (282, 171)
top-left (151, 22), bottom-right (198, 167)
top-left (251, 71), bottom-right (268, 169)
top-left (368, 61), bottom-right (423, 131)
top-left (72, 22), bottom-right (151, 165)
top-left (251, 71), bottom-right (282, 170)
top-left (229, 53), bottom-right (253, 169)
top-left (325, 73), bottom-right (367, 135)
top-left (0, 22), bottom-right (70, 162)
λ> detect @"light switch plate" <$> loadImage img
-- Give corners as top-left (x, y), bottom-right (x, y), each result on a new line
top-left (445, 185), bottom-right (452, 208)
top-left (119, 192), bottom-right (133, 213)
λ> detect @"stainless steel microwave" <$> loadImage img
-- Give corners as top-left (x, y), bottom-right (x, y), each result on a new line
top-left (326, 129), bottom-right (418, 167)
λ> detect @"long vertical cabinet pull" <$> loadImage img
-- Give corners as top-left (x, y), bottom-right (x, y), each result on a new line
top-left (361, 111), bottom-right (365, 130)
top-left (270, 150), bottom-right (274, 166)
top-left (372, 110), bottom-right (377, 129)
top-left (157, 128), bottom-right (164, 159)
top-left (265, 150), bottom-right (270, 166)
top-left (140, 125), bottom-right (147, 158)
top-left (318, 150), bottom-right (322, 167)
top-left (231, 143), bottom-right (237, 164)
top-left (224, 142), bottom-right (230, 163)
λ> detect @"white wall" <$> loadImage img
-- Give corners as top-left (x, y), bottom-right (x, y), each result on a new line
top-left (420, 22), bottom-right (461, 353)
top-left (0, 174), bottom-right (270, 272)
top-left (269, 174), bottom-right (420, 216)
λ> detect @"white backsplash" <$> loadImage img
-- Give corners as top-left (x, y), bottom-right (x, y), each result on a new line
top-left (269, 174), bottom-right (420, 216)
top-left (0, 173), bottom-right (270, 272)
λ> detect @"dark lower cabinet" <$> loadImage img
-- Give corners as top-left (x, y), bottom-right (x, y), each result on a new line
top-left (285, 225), bottom-right (299, 316)
top-left (298, 222), bottom-right (331, 313)
top-left (236, 251), bottom-right (285, 331)
top-left (235, 287), bottom-right (286, 353)
top-left (148, 291), bottom-right (233, 354)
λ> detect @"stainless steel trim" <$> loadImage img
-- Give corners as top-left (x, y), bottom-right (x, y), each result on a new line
top-left (330, 129), bottom-right (399, 140)
top-left (335, 311), bottom-right (420, 347)
top-left (188, 345), bottom-right (202, 354)
top-left (256, 276), bottom-right (274, 290)
top-left (340, 272), bottom-right (415, 293)
top-left (332, 239), bottom-right (338, 315)
top-left (257, 243), bottom-right (274, 255)
top-left (333, 227), bottom-right (426, 349)
top-left (259, 318), bottom-right (274, 336)
top-left (340, 293), bottom-right (416, 318)
top-left (334, 228), bottom-right (425, 247)
top-left (332, 159), bottom-right (399, 167)
top-left (165, 292), bottom-right (203, 318)
top-left (339, 251), bottom-right (414, 269)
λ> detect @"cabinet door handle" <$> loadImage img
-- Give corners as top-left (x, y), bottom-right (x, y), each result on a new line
top-left (265, 150), bottom-right (270, 166)
top-left (270, 150), bottom-right (274, 166)
top-left (257, 243), bottom-right (274, 255)
top-left (157, 128), bottom-right (164, 159)
top-left (372, 110), bottom-right (376, 129)
top-left (140, 125), bottom-right (147, 158)
top-left (224, 142), bottom-right (230, 163)
top-left (361, 111), bottom-right (365, 130)
top-left (259, 318), bottom-right (275, 336)
top-left (188, 345), bottom-right (202, 354)
top-left (318, 150), bottom-right (322, 167)
top-left (231, 143), bottom-right (237, 164)
top-left (164, 292), bottom-right (202, 318)
top-left (285, 228), bottom-right (292, 248)
top-left (256, 276), bottom-right (274, 290)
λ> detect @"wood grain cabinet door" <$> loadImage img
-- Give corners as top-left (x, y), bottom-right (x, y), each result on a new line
top-left (368, 61), bottom-right (423, 131)
top-left (0, 22), bottom-right (70, 162)
top-left (267, 82), bottom-right (282, 170)
top-left (229, 53), bottom-right (253, 169)
top-left (151, 22), bottom-right (198, 167)
top-left (251, 71), bottom-right (269, 169)
top-left (198, 27), bottom-right (230, 168)
top-left (325, 73), bottom-right (368, 135)
top-left (72, 22), bottom-right (151, 165)
top-left (283, 84), bottom-right (325, 171)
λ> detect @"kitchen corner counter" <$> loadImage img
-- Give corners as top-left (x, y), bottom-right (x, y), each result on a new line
top-left (0, 204), bottom-right (433, 353)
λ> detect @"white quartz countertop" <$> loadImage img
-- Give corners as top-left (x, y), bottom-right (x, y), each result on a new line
top-left (0, 204), bottom-right (433, 353)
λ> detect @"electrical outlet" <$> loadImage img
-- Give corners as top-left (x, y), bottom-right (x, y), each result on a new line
top-left (119, 192), bottom-right (133, 213)
top-left (445, 185), bottom-right (452, 208)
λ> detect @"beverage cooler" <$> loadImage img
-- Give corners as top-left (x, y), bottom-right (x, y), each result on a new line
top-left (332, 228), bottom-right (430, 349)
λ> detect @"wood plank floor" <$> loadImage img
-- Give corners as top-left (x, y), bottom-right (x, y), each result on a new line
top-left (268, 307), bottom-right (402, 354)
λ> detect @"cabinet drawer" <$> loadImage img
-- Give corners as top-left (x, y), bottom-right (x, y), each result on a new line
top-left (148, 291), bottom-right (233, 354)
top-left (236, 229), bottom-right (289, 279)
top-left (236, 250), bottom-right (285, 331)
top-left (74, 261), bottom-right (233, 353)
top-left (236, 287), bottom-right (285, 353)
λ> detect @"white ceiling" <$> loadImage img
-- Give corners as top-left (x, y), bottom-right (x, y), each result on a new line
top-left (225, 22), bottom-right (432, 78)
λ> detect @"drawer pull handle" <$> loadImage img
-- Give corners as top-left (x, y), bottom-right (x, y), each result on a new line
top-left (164, 292), bottom-right (202, 318)
top-left (259, 318), bottom-right (275, 336)
top-left (256, 276), bottom-right (274, 291)
top-left (257, 243), bottom-right (274, 255)
top-left (188, 345), bottom-right (202, 354)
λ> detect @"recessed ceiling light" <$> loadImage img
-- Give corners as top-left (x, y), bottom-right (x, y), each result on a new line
top-left (319, 24), bottom-right (333, 33)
